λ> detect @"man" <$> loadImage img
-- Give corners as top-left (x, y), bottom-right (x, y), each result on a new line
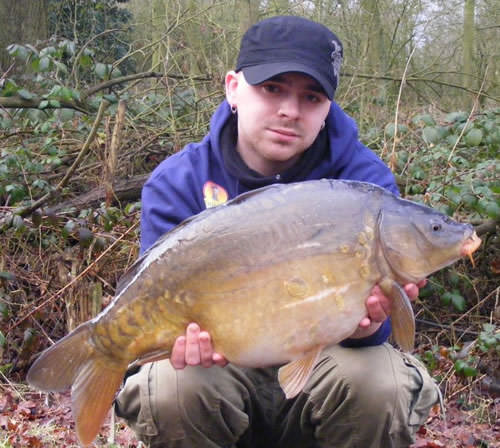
top-left (116, 15), bottom-right (439, 448)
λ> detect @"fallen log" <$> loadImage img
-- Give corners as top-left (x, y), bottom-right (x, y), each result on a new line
top-left (46, 173), bottom-right (149, 214)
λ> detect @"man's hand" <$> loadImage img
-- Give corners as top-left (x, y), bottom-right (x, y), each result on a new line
top-left (170, 323), bottom-right (228, 369)
top-left (350, 279), bottom-right (427, 339)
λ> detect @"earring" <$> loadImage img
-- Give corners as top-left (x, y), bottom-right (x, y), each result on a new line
top-left (231, 105), bottom-right (237, 114)
top-left (320, 121), bottom-right (326, 130)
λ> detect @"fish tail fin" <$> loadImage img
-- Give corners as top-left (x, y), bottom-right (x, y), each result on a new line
top-left (27, 322), bottom-right (96, 391)
top-left (72, 355), bottom-right (126, 446)
top-left (27, 322), bottom-right (128, 446)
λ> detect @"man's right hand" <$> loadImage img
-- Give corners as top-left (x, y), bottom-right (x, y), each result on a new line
top-left (170, 322), bottom-right (228, 369)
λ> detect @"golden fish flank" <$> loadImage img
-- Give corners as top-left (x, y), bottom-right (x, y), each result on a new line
top-left (26, 179), bottom-right (481, 447)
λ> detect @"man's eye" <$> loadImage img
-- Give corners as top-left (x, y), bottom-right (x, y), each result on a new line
top-left (263, 84), bottom-right (280, 93)
top-left (306, 94), bottom-right (320, 103)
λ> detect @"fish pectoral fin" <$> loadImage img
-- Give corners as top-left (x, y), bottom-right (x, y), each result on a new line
top-left (278, 346), bottom-right (324, 399)
top-left (380, 277), bottom-right (415, 352)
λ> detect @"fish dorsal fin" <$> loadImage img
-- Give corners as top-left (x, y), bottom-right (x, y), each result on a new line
top-left (379, 277), bottom-right (415, 351)
top-left (278, 346), bottom-right (324, 399)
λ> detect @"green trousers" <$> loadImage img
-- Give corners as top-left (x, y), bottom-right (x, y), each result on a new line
top-left (115, 344), bottom-right (439, 448)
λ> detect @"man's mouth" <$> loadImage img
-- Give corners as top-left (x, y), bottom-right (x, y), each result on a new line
top-left (269, 128), bottom-right (300, 139)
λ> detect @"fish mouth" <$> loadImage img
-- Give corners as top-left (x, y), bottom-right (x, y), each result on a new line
top-left (461, 231), bottom-right (481, 267)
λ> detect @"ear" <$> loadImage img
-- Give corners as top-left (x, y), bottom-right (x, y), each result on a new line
top-left (225, 70), bottom-right (239, 105)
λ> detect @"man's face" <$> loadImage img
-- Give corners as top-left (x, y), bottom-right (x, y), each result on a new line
top-left (225, 71), bottom-right (331, 176)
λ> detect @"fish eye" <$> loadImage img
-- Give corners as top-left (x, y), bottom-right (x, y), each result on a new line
top-left (431, 223), bottom-right (442, 232)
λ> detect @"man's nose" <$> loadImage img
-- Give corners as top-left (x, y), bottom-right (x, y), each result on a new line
top-left (278, 94), bottom-right (300, 119)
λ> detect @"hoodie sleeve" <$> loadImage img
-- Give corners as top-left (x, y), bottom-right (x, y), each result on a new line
top-left (140, 148), bottom-right (205, 254)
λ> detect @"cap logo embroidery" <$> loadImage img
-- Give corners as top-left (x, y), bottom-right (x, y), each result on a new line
top-left (330, 40), bottom-right (343, 83)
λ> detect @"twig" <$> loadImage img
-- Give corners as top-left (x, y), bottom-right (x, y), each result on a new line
top-left (447, 66), bottom-right (489, 164)
top-left (416, 319), bottom-right (480, 336)
top-left (105, 100), bottom-right (126, 206)
top-left (82, 71), bottom-right (212, 100)
top-left (435, 287), bottom-right (499, 341)
top-left (388, 45), bottom-right (417, 169)
top-left (340, 71), bottom-right (499, 102)
top-left (7, 220), bottom-right (139, 334)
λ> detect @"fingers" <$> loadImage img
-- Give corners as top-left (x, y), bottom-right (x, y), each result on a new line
top-left (404, 279), bottom-right (426, 301)
top-left (212, 352), bottom-right (229, 367)
top-left (185, 323), bottom-right (202, 366)
top-left (170, 322), bottom-right (228, 369)
top-left (170, 335), bottom-right (187, 369)
top-left (365, 294), bottom-right (389, 323)
top-left (198, 331), bottom-right (215, 367)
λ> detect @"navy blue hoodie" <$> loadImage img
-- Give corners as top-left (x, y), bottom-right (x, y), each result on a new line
top-left (140, 99), bottom-right (398, 347)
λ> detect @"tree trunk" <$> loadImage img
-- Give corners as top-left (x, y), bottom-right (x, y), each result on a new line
top-left (238, 0), bottom-right (260, 35)
top-left (0, 0), bottom-right (49, 71)
top-left (359, 0), bottom-right (386, 117)
top-left (151, 0), bottom-right (165, 71)
top-left (463, 0), bottom-right (475, 108)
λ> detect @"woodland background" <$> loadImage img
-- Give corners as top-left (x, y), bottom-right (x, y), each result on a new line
top-left (0, 0), bottom-right (499, 446)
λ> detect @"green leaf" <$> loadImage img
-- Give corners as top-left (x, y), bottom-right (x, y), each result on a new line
top-left (451, 292), bottom-right (466, 312)
top-left (462, 365), bottom-right (478, 377)
top-left (57, 108), bottom-right (75, 122)
top-left (62, 220), bottom-right (76, 238)
top-left (445, 111), bottom-right (467, 123)
top-left (482, 201), bottom-right (500, 219)
top-left (441, 290), bottom-right (466, 311)
top-left (103, 93), bottom-right (118, 103)
top-left (0, 303), bottom-right (9, 319)
top-left (412, 114), bottom-right (435, 127)
top-left (12, 215), bottom-right (26, 230)
top-left (8, 44), bottom-right (29, 61)
top-left (54, 61), bottom-right (69, 75)
top-left (422, 127), bottom-right (440, 145)
top-left (39, 100), bottom-right (49, 109)
top-left (40, 46), bottom-right (56, 57)
top-left (17, 89), bottom-right (35, 100)
top-left (110, 67), bottom-right (123, 79)
top-left (1, 79), bottom-right (19, 96)
top-left (79, 54), bottom-right (93, 68)
top-left (39, 56), bottom-right (51, 72)
top-left (464, 128), bottom-right (483, 146)
top-left (95, 62), bottom-right (110, 80)
top-left (446, 134), bottom-right (460, 146)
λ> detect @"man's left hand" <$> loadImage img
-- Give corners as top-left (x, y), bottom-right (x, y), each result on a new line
top-left (349, 279), bottom-right (427, 339)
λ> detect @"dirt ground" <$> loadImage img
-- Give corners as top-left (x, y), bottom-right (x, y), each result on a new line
top-left (0, 384), bottom-right (498, 448)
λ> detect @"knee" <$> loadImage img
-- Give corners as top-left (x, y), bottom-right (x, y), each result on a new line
top-left (117, 360), bottom-right (250, 446)
top-left (306, 344), bottom-right (439, 445)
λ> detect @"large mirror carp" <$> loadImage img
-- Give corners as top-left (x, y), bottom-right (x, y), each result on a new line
top-left (27, 179), bottom-right (481, 445)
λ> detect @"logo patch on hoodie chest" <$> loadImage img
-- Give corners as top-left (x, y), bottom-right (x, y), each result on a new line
top-left (203, 181), bottom-right (228, 208)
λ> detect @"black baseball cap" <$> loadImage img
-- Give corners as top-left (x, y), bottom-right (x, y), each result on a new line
top-left (236, 16), bottom-right (343, 100)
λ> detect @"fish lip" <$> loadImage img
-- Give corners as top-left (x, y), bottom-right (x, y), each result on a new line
top-left (461, 231), bottom-right (481, 258)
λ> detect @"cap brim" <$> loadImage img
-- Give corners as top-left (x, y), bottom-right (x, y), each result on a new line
top-left (241, 62), bottom-right (334, 100)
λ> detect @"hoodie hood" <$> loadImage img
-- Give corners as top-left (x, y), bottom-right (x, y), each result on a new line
top-left (208, 100), bottom-right (378, 190)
